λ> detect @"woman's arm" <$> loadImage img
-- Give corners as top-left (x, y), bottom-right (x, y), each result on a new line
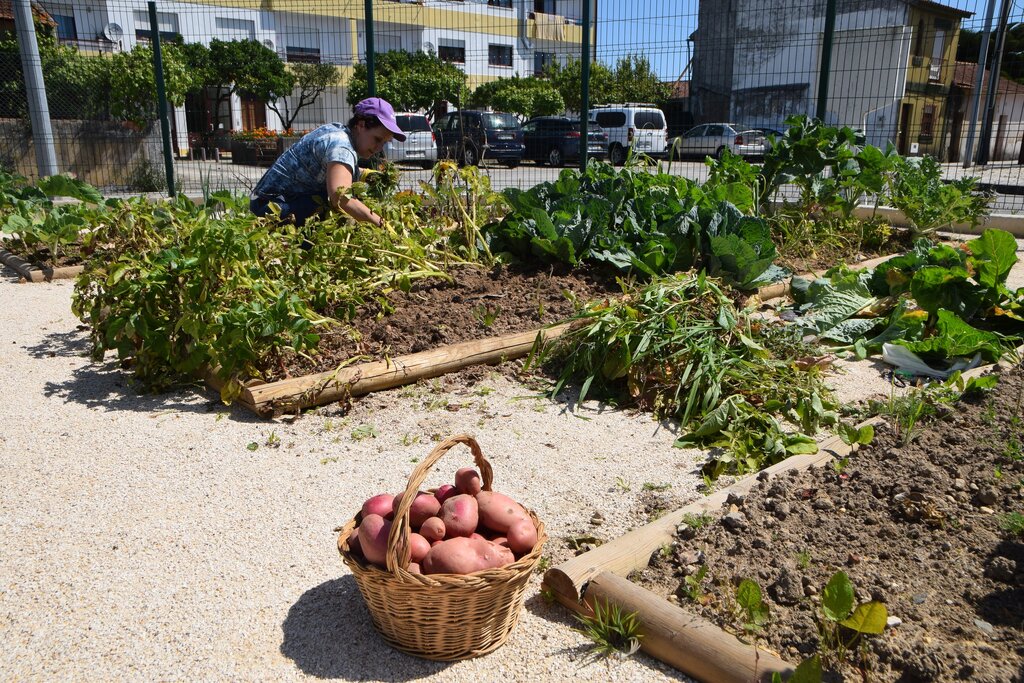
top-left (325, 161), bottom-right (385, 227)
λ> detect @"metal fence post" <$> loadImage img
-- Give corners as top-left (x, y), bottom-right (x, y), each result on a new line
top-left (365, 0), bottom-right (376, 96)
top-left (13, 0), bottom-right (58, 177)
top-left (815, 0), bottom-right (837, 122)
top-left (579, 0), bottom-right (591, 171)
top-left (977, 0), bottom-right (1012, 166)
top-left (148, 1), bottom-right (176, 196)
top-left (964, 0), bottom-right (998, 168)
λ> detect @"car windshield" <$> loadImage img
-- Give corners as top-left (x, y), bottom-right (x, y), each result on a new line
top-left (485, 113), bottom-right (519, 130)
top-left (396, 115), bottom-right (431, 132)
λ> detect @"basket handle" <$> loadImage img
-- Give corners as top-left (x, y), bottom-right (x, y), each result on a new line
top-left (385, 434), bottom-right (494, 573)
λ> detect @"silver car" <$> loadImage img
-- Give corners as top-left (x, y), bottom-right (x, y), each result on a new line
top-left (671, 123), bottom-right (767, 160)
top-left (385, 113), bottom-right (438, 170)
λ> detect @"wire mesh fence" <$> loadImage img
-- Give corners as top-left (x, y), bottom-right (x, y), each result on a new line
top-left (3, 0), bottom-right (1024, 213)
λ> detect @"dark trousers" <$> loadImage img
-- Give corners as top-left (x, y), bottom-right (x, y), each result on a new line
top-left (249, 192), bottom-right (328, 227)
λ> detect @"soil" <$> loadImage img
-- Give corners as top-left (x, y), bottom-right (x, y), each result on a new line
top-left (274, 263), bottom-right (626, 381)
top-left (1, 244), bottom-right (83, 269)
top-left (635, 364), bottom-right (1024, 682)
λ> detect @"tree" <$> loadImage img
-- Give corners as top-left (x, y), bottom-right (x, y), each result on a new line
top-left (544, 58), bottom-right (615, 111)
top-left (347, 50), bottom-right (467, 116)
top-left (612, 55), bottom-right (670, 105)
top-left (958, 25), bottom-right (1024, 84)
top-left (266, 62), bottom-right (340, 130)
top-left (467, 76), bottom-right (564, 118)
top-left (108, 43), bottom-right (196, 127)
top-left (207, 39), bottom-right (294, 124)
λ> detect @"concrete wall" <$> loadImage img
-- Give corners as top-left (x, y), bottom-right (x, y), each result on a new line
top-left (0, 119), bottom-right (164, 191)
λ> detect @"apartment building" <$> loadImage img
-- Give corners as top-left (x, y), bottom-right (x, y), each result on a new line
top-left (38, 0), bottom-right (589, 154)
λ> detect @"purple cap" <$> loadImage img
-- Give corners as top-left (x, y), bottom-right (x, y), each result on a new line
top-left (354, 97), bottom-right (406, 142)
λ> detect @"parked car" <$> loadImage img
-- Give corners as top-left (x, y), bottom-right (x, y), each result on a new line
top-left (384, 113), bottom-right (437, 170)
top-left (521, 117), bottom-right (608, 166)
top-left (433, 110), bottom-right (525, 167)
top-left (671, 123), bottom-right (767, 159)
top-left (592, 104), bottom-right (669, 165)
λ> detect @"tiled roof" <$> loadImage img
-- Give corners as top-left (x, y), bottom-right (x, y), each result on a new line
top-left (0, 1), bottom-right (56, 25)
top-left (953, 62), bottom-right (1024, 95)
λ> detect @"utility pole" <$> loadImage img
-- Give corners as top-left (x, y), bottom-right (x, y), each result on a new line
top-left (977, 0), bottom-right (1013, 165)
top-left (964, 0), bottom-right (997, 168)
top-left (12, 0), bottom-right (58, 177)
top-left (149, 2), bottom-right (175, 196)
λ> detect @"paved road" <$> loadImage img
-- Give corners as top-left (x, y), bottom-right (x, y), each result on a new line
top-left (166, 157), bottom-right (1024, 215)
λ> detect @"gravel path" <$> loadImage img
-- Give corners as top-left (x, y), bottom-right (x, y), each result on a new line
top-left (0, 275), bottom-right (696, 682)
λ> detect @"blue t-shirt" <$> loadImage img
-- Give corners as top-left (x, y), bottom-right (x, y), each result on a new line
top-left (251, 123), bottom-right (360, 199)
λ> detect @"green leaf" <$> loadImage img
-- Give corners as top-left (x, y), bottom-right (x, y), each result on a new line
top-left (898, 309), bottom-right (1006, 362)
top-left (841, 601), bottom-right (888, 635)
top-left (838, 422), bottom-right (874, 445)
top-left (36, 174), bottom-right (104, 204)
top-left (789, 654), bottom-right (823, 683)
top-left (967, 229), bottom-right (1018, 289)
top-left (822, 571), bottom-right (854, 621)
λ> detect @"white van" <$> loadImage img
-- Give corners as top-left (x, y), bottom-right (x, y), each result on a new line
top-left (592, 104), bottom-right (669, 165)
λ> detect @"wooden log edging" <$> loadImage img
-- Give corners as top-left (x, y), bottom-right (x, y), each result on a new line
top-left (214, 323), bottom-right (571, 418)
top-left (0, 248), bottom-right (84, 283)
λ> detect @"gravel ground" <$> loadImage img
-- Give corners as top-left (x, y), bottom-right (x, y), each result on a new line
top-left (0, 275), bottom-right (698, 682)
top-left (2, 235), bottom-right (1021, 682)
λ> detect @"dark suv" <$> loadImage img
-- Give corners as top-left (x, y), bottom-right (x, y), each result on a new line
top-left (521, 117), bottom-right (608, 166)
top-left (433, 110), bottom-right (524, 167)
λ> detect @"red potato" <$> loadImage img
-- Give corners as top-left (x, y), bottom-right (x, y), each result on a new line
top-left (407, 532), bottom-right (431, 564)
top-left (470, 532), bottom-right (486, 541)
top-left (357, 514), bottom-right (392, 567)
top-left (454, 467), bottom-right (482, 496)
top-left (505, 518), bottom-right (539, 556)
top-left (490, 536), bottom-right (508, 548)
top-left (421, 536), bottom-right (515, 575)
top-left (407, 562), bottom-right (422, 575)
top-left (393, 491), bottom-right (442, 528)
top-left (419, 516), bottom-right (446, 542)
top-left (441, 494), bottom-right (479, 538)
top-left (360, 493), bottom-right (395, 520)
top-left (434, 484), bottom-right (459, 506)
top-left (476, 491), bottom-right (530, 533)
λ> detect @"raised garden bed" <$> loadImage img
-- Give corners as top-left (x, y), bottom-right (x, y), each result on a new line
top-left (0, 247), bottom-right (83, 282)
top-left (542, 354), bottom-right (1022, 682)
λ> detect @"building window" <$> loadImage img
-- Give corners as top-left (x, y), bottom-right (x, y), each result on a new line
top-left (914, 19), bottom-right (925, 57)
top-left (286, 46), bottom-right (321, 64)
top-left (53, 14), bottom-right (77, 41)
top-left (439, 41), bottom-right (465, 64)
top-left (133, 10), bottom-right (180, 43)
top-left (488, 0), bottom-right (513, 7)
top-left (489, 44), bottom-right (513, 67)
top-left (920, 105), bottom-right (935, 138)
top-left (534, 51), bottom-right (556, 76)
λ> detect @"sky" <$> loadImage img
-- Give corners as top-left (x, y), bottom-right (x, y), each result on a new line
top-left (592, 0), bottom-right (1020, 81)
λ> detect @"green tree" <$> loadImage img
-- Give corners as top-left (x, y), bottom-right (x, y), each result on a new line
top-left (958, 25), bottom-right (1024, 84)
top-left (467, 76), bottom-right (564, 117)
top-left (347, 50), bottom-right (468, 116)
top-left (545, 57), bottom-right (615, 110)
top-left (108, 43), bottom-right (195, 127)
top-left (612, 55), bottom-right (670, 105)
top-left (267, 62), bottom-right (340, 130)
top-left (207, 39), bottom-right (294, 125)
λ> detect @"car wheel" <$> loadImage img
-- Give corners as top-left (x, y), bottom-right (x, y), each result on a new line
top-left (715, 146), bottom-right (727, 160)
top-left (609, 143), bottom-right (626, 166)
top-left (547, 147), bottom-right (564, 167)
top-left (461, 145), bottom-right (478, 167)
top-left (421, 162), bottom-right (435, 171)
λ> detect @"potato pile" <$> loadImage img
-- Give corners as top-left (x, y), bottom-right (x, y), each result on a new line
top-left (349, 467), bottom-right (539, 575)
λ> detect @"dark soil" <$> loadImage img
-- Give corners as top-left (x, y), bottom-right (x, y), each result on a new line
top-left (636, 364), bottom-right (1024, 682)
top-left (1, 244), bottom-right (83, 269)
top-left (275, 263), bottom-right (625, 382)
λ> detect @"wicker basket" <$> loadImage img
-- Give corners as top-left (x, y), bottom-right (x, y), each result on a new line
top-left (337, 434), bottom-right (547, 661)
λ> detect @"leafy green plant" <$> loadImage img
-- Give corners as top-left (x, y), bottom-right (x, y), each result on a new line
top-left (473, 304), bottom-right (501, 328)
top-left (772, 655), bottom-right (823, 683)
top-left (351, 424), bottom-right (378, 441)
top-left (818, 571), bottom-right (887, 667)
top-left (680, 564), bottom-right (709, 604)
top-left (574, 599), bottom-right (644, 659)
top-left (796, 550), bottom-right (812, 569)
top-left (734, 578), bottom-right (770, 637)
top-left (886, 155), bottom-right (991, 237)
top-left (999, 512), bottom-right (1024, 537)
top-left (679, 512), bottom-right (714, 530)
top-left (837, 422), bottom-right (875, 446)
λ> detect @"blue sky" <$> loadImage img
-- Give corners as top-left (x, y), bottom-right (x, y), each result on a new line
top-left (593, 0), bottom-right (1018, 80)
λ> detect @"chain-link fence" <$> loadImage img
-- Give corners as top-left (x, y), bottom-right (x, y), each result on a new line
top-left (4, 0), bottom-right (1024, 212)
